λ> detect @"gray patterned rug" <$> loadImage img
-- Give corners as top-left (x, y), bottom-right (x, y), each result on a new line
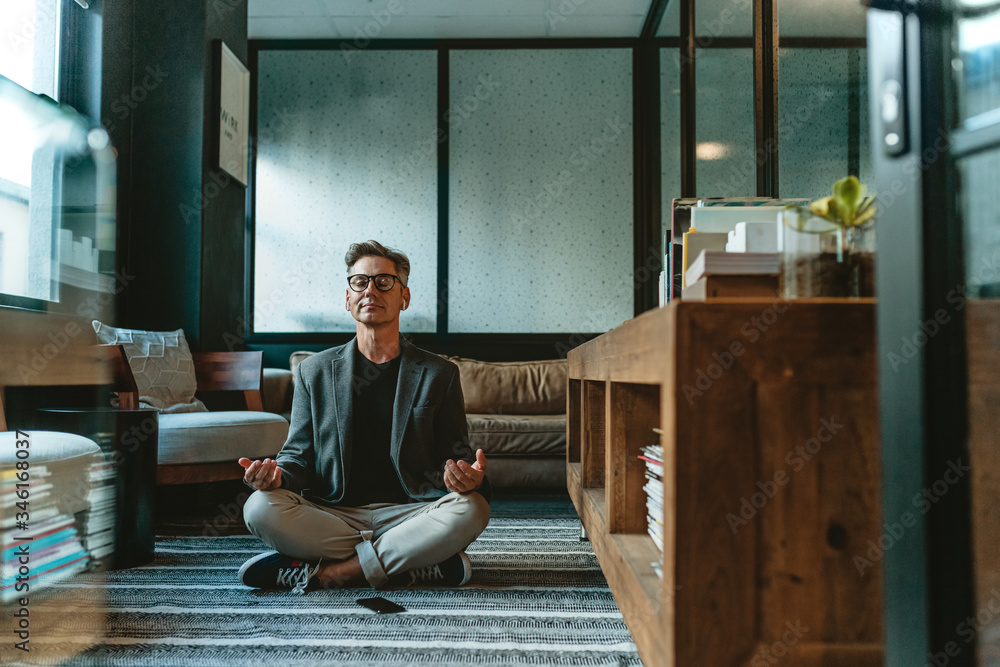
top-left (1, 496), bottom-right (641, 666)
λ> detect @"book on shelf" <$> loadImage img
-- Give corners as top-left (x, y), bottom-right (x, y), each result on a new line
top-left (648, 529), bottom-right (664, 552)
top-left (681, 232), bottom-right (729, 288)
top-left (639, 444), bottom-right (663, 462)
top-left (640, 433), bottom-right (665, 578)
top-left (684, 250), bottom-right (780, 287)
top-left (682, 274), bottom-right (780, 301)
top-left (726, 221), bottom-right (779, 253)
top-left (647, 517), bottom-right (664, 545)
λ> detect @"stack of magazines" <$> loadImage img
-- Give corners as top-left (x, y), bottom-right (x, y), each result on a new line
top-left (79, 458), bottom-right (117, 564)
top-left (1, 465), bottom-right (91, 603)
top-left (640, 439), bottom-right (664, 578)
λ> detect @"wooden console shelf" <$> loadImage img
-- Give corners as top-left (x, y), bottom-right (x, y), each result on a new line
top-left (567, 299), bottom-right (883, 667)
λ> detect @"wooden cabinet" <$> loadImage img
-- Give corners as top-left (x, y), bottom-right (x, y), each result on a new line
top-left (567, 299), bottom-right (883, 667)
top-left (967, 301), bottom-right (1000, 667)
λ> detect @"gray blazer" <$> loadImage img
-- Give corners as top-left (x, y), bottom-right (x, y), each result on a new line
top-left (276, 335), bottom-right (492, 505)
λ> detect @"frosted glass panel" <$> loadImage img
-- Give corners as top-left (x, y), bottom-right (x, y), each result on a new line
top-left (778, 48), bottom-right (871, 200)
top-left (695, 0), bottom-right (752, 38)
top-left (696, 48), bottom-right (755, 197)
top-left (961, 149), bottom-right (1000, 298)
top-left (448, 49), bottom-right (633, 334)
top-left (779, 0), bottom-right (867, 38)
top-left (254, 50), bottom-right (438, 333)
top-left (661, 48), bottom-right (682, 206)
top-left (955, 10), bottom-right (1000, 124)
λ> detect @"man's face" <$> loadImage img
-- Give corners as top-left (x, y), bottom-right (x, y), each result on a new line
top-left (345, 255), bottom-right (410, 327)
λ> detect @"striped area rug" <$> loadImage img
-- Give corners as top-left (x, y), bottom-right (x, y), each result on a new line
top-left (0, 498), bottom-right (642, 666)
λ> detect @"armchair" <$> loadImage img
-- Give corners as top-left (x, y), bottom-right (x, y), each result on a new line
top-left (106, 347), bottom-right (288, 485)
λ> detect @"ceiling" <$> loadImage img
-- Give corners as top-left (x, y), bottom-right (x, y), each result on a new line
top-left (247, 0), bottom-right (655, 40)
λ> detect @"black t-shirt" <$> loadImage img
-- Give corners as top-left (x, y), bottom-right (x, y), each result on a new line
top-left (340, 345), bottom-right (409, 506)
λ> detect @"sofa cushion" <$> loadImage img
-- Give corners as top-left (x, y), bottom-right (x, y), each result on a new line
top-left (289, 350), bottom-right (315, 381)
top-left (288, 351), bottom-right (568, 416)
top-left (447, 357), bottom-right (567, 415)
top-left (92, 321), bottom-right (207, 414)
top-left (158, 411), bottom-right (288, 465)
top-left (262, 368), bottom-right (294, 420)
top-left (466, 413), bottom-right (566, 457)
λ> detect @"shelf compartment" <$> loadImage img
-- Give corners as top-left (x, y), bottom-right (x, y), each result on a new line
top-left (581, 379), bottom-right (606, 488)
top-left (607, 382), bottom-right (659, 535)
top-left (567, 379), bottom-right (581, 463)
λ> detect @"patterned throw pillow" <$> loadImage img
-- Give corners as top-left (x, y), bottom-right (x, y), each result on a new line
top-left (92, 321), bottom-right (207, 414)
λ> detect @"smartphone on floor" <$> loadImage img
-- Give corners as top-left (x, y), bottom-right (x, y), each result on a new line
top-left (356, 596), bottom-right (406, 614)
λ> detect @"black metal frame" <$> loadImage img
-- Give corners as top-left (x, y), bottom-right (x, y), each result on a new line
top-left (869, 2), bottom-right (991, 663)
top-left (244, 0), bottom-right (872, 349)
top-left (753, 0), bottom-right (779, 197)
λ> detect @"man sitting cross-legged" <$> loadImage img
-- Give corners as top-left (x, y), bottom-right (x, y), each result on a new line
top-left (237, 240), bottom-right (491, 594)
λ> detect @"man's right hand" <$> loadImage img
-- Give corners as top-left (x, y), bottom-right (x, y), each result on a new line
top-left (238, 457), bottom-right (283, 491)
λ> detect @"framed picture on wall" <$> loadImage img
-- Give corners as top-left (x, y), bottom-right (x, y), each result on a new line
top-left (216, 41), bottom-right (250, 186)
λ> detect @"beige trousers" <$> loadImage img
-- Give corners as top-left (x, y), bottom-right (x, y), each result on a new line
top-left (242, 488), bottom-right (491, 588)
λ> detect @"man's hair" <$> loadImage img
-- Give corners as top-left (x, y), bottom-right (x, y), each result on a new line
top-left (345, 240), bottom-right (410, 286)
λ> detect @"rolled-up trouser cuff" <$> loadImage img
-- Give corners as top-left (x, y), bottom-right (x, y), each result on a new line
top-left (355, 538), bottom-right (388, 587)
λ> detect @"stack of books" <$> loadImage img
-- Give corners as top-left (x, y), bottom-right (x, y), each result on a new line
top-left (79, 458), bottom-right (117, 564)
top-left (640, 438), bottom-right (664, 579)
top-left (682, 250), bottom-right (780, 301)
top-left (1, 465), bottom-right (91, 603)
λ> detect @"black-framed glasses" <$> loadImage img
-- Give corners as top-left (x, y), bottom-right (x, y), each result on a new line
top-left (347, 273), bottom-right (405, 292)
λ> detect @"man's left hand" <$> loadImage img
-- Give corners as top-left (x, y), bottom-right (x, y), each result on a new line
top-left (444, 449), bottom-right (488, 494)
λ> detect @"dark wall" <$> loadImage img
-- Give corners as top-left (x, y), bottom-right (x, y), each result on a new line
top-left (201, 2), bottom-right (249, 353)
top-left (100, 0), bottom-right (134, 330)
top-left (100, 0), bottom-right (248, 351)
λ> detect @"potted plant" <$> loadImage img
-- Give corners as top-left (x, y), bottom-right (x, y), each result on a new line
top-left (781, 175), bottom-right (877, 298)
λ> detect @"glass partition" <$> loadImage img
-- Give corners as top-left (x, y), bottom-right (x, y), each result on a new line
top-left (777, 0), bottom-right (867, 38)
top-left (253, 50), bottom-right (439, 333)
top-left (448, 49), bottom-right (634, 334)
top-left (695, 48), bottom-right (756, 197)
top-left (778, 47), bottom-right (871, 199)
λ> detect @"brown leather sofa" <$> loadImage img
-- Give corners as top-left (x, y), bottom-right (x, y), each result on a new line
top-left (261, 352), bottom-right (567, 489)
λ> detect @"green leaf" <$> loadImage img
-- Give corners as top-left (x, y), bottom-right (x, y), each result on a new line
top-left (833, 176), bottom-right (864, 226)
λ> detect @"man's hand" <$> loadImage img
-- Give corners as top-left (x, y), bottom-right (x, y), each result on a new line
top-left (239, 457), bottom-right (283, 491)
top-left (444, 449), bottom-right (488, 494)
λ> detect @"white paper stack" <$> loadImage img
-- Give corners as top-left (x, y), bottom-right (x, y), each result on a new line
top-left (685, 251), bottom-right (780, 286)
top-left (727, 221), bottom-right (779, 253)
top-left (689, 205), bottom-right (787, 234)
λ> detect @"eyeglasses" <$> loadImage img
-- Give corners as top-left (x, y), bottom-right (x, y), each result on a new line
top-left (347, 273), bottom-right (405, 292)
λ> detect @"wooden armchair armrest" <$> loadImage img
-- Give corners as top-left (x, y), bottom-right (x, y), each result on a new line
top-left (94, 344), bottom-right (140, 410)
top-left (192, 351), bottom-right (264, 411)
